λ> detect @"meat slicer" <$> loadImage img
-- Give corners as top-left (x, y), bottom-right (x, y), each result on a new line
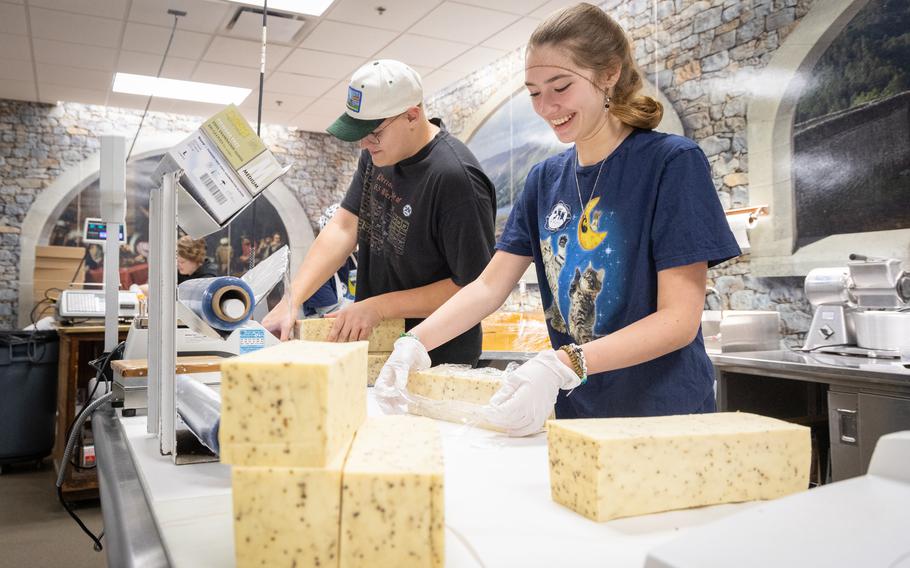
top-left (803, 255), bottom-right (910, 358)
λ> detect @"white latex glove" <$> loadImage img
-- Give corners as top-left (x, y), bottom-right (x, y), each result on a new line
top-left (373, 336), bottom-right (431, 414)
top-left (484, 350), bottom-right (582, 437)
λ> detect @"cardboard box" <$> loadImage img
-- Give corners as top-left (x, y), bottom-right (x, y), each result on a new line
top-left (33, 246), bottom-right (85, 303)
top-left (159, 131), bottom-right (253, 224)
top-left (202, 105), bottom-right (287, 196)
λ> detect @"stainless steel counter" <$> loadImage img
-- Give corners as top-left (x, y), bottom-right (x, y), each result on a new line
top-left (92, 405), bottom-right (171, 568)
top-left (709, 349), bottom-right (910, 395)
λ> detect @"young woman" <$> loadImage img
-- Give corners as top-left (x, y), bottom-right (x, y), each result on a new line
top-left (376, 3), bottom-right (740, 436)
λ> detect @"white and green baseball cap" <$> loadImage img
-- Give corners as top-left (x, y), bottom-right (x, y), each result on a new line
top-left (327, 59), bottom-right (423, 142)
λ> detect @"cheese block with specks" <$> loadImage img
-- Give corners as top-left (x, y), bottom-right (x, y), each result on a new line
top-left (219, 340), bottom-right (367, 467)
top-left (232, 447), bottom-right (347, 568)
top-left (408, 365), bottom-right (503, 404)
top-left (547, 412), bottom-right (811, 522)
top-left (340, 416), bottom-right (444, 568)
top-left (406, 365), bottom-right (508, 431)
top-left (296, 318), bottom-right (405, 352)
top-left (367, 353), bottom-right (391, 387)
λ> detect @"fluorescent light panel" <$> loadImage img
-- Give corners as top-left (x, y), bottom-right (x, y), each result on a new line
top-left (112, 73), bottom-right (251, 105)
top-left (226, 0), bottom-right (335, 17)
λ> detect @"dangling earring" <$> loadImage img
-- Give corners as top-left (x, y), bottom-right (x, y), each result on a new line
top-left (603, 93), bottom-right (612, 111)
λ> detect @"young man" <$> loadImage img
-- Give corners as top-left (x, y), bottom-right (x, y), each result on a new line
top-left (262, 59), bottom-right (496, 366)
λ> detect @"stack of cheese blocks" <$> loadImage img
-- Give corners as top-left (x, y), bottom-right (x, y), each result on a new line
top-left (296, 318), bottom-right (404, 386)
top-left (220, 340), bottom-right (444, 568)
top-left (547, 412), bottom-right (811, 521)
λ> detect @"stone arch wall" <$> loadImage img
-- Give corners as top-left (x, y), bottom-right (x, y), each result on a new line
top-left (16, 134), bottom-right (314, 327)
top-left (1, 100), bottom-right (360, 329)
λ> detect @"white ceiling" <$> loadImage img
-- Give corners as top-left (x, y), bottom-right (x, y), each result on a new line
top-left (0, 0), bottom-right (578, 132)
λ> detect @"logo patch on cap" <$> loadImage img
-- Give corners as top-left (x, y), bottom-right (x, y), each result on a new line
top-left (346, 86), bottom-right (363, 113)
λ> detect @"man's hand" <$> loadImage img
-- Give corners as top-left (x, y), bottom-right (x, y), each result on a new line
top-left (262, 297), bottom-right (296, 341)
top-left (324, 298), bottom-right (384, 342)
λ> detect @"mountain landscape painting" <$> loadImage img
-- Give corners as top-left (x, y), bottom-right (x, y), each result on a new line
top-left (467, 89), bottom-right (571, 235)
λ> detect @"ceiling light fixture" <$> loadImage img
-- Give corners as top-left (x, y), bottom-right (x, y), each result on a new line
top-left (224, 0), bottom-right (335, 17)
top-left (112, 73), bottom-right (252, 105)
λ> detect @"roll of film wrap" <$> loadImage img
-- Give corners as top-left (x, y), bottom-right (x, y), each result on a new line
top-left (175, 374), bottom-right (221, 455)
top-left (177, 276), bottom-right (254, 331)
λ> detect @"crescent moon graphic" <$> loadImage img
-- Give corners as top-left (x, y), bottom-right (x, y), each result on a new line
top-left (577, 196), bottom-right (607, 251)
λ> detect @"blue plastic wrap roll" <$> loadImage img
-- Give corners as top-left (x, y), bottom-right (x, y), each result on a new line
top-left (175, 374), bottom-right (221, 455)
top-left (177, 276), bottom-right (254, 331)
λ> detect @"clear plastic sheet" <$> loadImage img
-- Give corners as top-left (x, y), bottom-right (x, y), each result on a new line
top-left (175, 374), bottom-right (221, 455)
top-left (402, 363), bottom-right (522, 434)
top-left (241, 245), bottom-right (289, 306)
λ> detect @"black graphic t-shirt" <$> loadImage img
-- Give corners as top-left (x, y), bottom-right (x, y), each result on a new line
top-left (341, 119), bottom-right (496, 365)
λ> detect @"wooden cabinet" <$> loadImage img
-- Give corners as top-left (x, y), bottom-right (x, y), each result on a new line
top-left (53, 325), bottom-right (128, 500)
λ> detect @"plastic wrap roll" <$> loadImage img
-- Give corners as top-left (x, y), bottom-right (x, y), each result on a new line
top-left (177, 276), bottom-right (254, 331)
top-left (176, 374), bottom-right (221, 455)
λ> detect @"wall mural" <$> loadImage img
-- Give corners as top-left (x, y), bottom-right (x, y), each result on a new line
top-left (791, 0), bottom-right (909, 251)
top-left (466, 89), bottom-right (571, 236)
top-left (44, 154), bottom-right (288, 288)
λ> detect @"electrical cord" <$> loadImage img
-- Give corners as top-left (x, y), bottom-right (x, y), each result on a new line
top-left (56, 341), bottom-right (124, 551)
top-left (56, 391), bottom-right (112, 552)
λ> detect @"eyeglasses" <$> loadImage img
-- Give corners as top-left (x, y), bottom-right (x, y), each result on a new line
top-left (363, 113), bottom-right (405, 145)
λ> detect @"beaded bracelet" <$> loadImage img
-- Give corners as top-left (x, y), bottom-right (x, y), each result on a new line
top-left (399, 331), bottom-right (420, 342)
top-left (558, 343), bottom-right (588, 384)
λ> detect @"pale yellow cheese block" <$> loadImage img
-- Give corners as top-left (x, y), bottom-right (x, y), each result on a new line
top-left (406, 365), bottom-right (508, 431)
top-left (296, 318), bottom-right (405, 352)
top-left (408, 365), bottom-right (503, 404)
top-left (232, 448), bottom-right (346, 568)
top-left (547, 412), bottom-right (811, 522)
top-left (340, 416), bottom-right (444, 568)
top-left (219, 340), bottom-right (367, 467)
top-left (367, 352), bottom-right (391, 387)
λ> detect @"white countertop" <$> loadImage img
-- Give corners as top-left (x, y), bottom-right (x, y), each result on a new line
top-left (119, 392), bottom-right (754, 568)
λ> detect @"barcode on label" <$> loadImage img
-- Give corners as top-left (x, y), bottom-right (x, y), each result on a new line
top-left (200, 172), bottom-right (227, 205)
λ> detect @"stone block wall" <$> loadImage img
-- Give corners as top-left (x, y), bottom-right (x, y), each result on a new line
top-left (0, 99), bottom-right (359, 329)
top-left (425, 0), bottom-right (819, 346)
top-left (2, 0), bottom-right (827, 342)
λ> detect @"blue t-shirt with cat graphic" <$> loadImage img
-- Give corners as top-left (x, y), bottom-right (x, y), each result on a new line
top-left (496, 128), bottom-right (741, 419)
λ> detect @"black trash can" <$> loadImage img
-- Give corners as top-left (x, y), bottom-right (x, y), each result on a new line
top-left (0, 330), bottom-right (60, 468)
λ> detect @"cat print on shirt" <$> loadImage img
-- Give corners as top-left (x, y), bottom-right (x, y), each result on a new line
top-left (568, 262), bottom-right (605, 344)
top-left (540, 233), bottom-right (569, 334)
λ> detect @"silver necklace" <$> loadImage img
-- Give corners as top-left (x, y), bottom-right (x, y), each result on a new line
top-left (574, 150), bottom-right (606, 211)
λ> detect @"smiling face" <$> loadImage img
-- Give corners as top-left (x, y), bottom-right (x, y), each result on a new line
top-left (525, 45), bottom-right (616, 145)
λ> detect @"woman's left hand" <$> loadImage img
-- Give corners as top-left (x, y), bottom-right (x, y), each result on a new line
top-left (484, 350), bottom-right (581, 437)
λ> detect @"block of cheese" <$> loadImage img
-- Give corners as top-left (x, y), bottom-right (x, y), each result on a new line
top-left (547, 412), bottom-right (811, 522)
top-left (296, 318), bottom-right (404, 352)
top-left (340, 416), bottom-right (444, 568)
top-left (232, 449), bottom-right (346, 568)
top-left (408, 365), bottom-right (503, 404)
top-left (367, 352), bottom-right (391, 387)
top-left (406, 365), bottom-right (506, 431)
top-left (219, 340), bottom-right (367, 467)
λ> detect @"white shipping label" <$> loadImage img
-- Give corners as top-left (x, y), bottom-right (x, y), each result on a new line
top-left (238, 149), bottom-right (283, 195)
top-left (172, 132), bottom-right (252, 224)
